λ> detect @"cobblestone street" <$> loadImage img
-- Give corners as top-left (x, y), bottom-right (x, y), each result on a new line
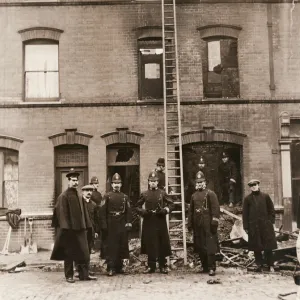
top-left (0, 267), bottom-right (297, 300)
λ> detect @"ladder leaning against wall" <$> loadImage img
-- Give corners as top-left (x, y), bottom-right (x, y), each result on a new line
top-left (161, 0), bottom-right (187, 265)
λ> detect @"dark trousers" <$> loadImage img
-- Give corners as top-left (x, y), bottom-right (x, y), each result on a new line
top-left (65, 258), bottom-right (89, 280)
top-left (221, 182), bottom-right (235, 205)
top-left (254, 250), bottom-right (274, 267)
top-left (199, 251), bottom-right (216, 271)
top-left (148, 256), bottom-right (167, 270)
top-left (107, 258), bottom-right (123, 272)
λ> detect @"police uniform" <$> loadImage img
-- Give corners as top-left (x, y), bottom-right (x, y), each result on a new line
top-left (188, 171), bottom-right (220, 276)
top-left (100, 173), bottom-right (132, 276)
top-left (218, 152), bottom-right (238, 206)
top-left (136, 171), bottom-right (174, 274)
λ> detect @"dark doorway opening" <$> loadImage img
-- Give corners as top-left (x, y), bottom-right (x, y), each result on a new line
top-left (182, 142), bottom-right (243, 205)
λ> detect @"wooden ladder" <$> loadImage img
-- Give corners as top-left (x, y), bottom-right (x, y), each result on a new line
top-left (162, 0), bottom-right (187, 265)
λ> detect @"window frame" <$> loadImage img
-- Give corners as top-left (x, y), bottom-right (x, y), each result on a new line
top-left (23, 39), bottom-right (60, 102)
top-left (138, 38), bottom-right (164, 101)
top-left (202, 36), bottom-right (240, 99)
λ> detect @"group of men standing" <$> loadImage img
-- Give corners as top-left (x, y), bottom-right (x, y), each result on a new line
top-left (51, 155), bottom-right (278, 283)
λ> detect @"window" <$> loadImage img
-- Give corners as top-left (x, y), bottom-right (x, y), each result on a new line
top-left (138, 39), bottom-right (163, 100)
top-left (24, 40), bottom-right (59, 100)
top-left (202, 38), bottom-right (239, 98)
top-left (0, 149), bottom-right (19, 208)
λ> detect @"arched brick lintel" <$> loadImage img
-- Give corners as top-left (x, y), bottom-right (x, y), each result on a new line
top-left (49, 129), bottom-right (93, 147)
top-left (171, 129), bottom-right (247, 146)
top-left (197, 24), bottom-right (242, 39)
top-left (18, 27), bottom-right (64, 42)
top-left (0, 135), bottom-right (24, 151)
top-left (101, 129), bottom-right (144, 145)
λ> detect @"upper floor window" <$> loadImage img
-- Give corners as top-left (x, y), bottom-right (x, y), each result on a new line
top-left (203, 38), bottom-right (239, 99)
top-left (24, 40), bottom-right (59, 100)
top-left (198, 24), bottom-right (242, 99)
top-left (138, 39), bottom-right (163, 100)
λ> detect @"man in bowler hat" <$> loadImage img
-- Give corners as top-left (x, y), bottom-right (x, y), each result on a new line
top-left (51, 168), bottom-right (97, 283)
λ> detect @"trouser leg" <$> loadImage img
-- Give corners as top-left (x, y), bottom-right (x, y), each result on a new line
top-left (64, 258), bottom-right (74, 279)
top-left (158, 256), bottom-right (167, 269)
top-left (77, 260), bottom-right (89, 280)
top-left (229, 183), bottom-right (235, 204)
top-left (208, 254), bottom-right (216, 271)
top-left (264, 250), bottom-right (274, 267)
top-left (147, 255), bottom-right (157, 270)
top-left (199, 250), bottom-right (208, 271)
top-left (254, 251), bottom-right (263, 267)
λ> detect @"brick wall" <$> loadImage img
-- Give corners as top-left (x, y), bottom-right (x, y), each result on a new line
top-left (0, 3), bottom-right (299, 103)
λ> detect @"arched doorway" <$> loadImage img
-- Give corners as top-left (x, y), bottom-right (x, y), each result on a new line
top-left (182, 142), bottom-right (243, 205)
top-left (54, 144), bottom-right (89, 200)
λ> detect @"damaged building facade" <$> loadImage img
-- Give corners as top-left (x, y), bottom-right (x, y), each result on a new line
top-left (0, 0), bottom-right (299, 251)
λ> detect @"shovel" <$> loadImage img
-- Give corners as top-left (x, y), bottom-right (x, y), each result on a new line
top-left (20, 217), bottom-right (30, 254)
top-left (28, 218), bottom-right (37, 254)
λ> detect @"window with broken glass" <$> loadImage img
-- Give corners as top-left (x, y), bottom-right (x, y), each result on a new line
top-left (24, 40), bottom-right (59, 100)
top-left (202, 38), bottom-right (240, 99)
top-left (138, 39), bottom-right (163, 100)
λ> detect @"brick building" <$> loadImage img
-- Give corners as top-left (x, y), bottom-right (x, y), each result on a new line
top-left (0, 0), bottom-right (299, 251)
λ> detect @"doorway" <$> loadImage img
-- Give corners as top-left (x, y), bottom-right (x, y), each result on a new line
top-left (54, 145), bottom-right (88, 201)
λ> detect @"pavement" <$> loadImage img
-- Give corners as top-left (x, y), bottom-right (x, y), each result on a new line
top-left (0, 250), bottom-right (298, 300)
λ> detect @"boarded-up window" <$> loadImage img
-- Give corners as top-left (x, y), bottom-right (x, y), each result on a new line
top-left (202, 38), bottom-right (240, 99)
top-left (25, 41), bottom-right (59, 99)
top-left (0, 149), bottom-right (18, 208)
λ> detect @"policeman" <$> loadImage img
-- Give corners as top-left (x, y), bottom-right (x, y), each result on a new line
top-left (218, 151), bottom-right (237, 207)
top-left (155, 157), bottom-right (166, 190)
top-left (100, 173), bottom-right (132, 276)
top-left (188, 171), bottom-right (220, 276)
top-left (136, 170), bottom-right (174, 274)
top-left (90, 176), bottom-right (103, 206)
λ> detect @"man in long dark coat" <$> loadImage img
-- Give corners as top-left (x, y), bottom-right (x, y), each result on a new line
top-left (218, 151), bottom-right (237, 207)
top-left (188, 171), bottom-right (220, 276)
top-left (50, 168), bottom-right (97, 283)
top-left (136, 170), bottom-right (174, 274)
top-left (100, 173), bottom-right (132, 276)
top-left (243, 179), bottom-right (277, 272)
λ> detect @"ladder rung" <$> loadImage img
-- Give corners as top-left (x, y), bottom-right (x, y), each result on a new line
top-left (166, 119), bottom-right (178, 121)
top-left (168, 158), bottom-right (180, 161)
top-left (165, 24), bottom-right (174, 26)
top-left (167, 111), bottom-right (177, 113)
top-left (167, 126), bottom-right (178, 129)
top-left (169, 219), bottom-right (182, 223)
top-left (167, 150), bottom-right (179, 153)
top-left (168, 176), bottom-right (181, 178)
top-left (169, 184), bottom-right (181, 187)
top-left (170, 238), bottom-right (182, 241)
top-left (169, 193), bottom-right (181, 196)
top-left (173, 201), bottom-right (182, 205)
top-left (171, 211), bottom-right (182, 214)
top-left (172, 247), bottom-right (184, 251)
top-left (168, 166), bottom-right (180, 169)
top-left (169, 228), bottom-right (182, 232)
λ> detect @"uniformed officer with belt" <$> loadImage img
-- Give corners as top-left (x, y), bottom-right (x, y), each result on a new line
top-left (100, 173), bottom-right (132, 276)
top-left (188, 171), bottom-right (220, 276)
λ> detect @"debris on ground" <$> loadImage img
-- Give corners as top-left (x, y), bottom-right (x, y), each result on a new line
top-left (207, 278), bottom-right (221, 284)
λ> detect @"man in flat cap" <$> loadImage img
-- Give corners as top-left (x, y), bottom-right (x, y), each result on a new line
top-left (89, 176), bottom-right (103, 254)
top-left (100, 173), bottom-right (132, 276)
top-left (51, 168), bottom-right (97, 283)
top-left (136, 170), bottom-right (174, 274)
top-left (243, 179), bottom-right (277, 272)
top-left (218, 151), bottom-right (238, 207)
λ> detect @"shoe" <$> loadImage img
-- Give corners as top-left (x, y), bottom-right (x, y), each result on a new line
top-left (143, 267), bottom-right (155, 274)
top-left (107, 270), bottom-right (116, 277)
top-left (229, 203), bottom-right (234, 208)
top-left (197, 268), bottom-right (209, 273)
top-left (160, 267), bottom-right (168, 274)
top-left (247, 266), bottom-right (262, 272)
top-left (74, 273), bottom-right (79, 279)
top-left (85, 275), bottom-right (97, 281)
top-left (89, 271), bottom-right (95, 276)
top-left (209, 270), bottom-right (216, 276)
top-left (268, 266), bottom-right (275, 273)
top-left (66, 277), bottom-right (75, 283)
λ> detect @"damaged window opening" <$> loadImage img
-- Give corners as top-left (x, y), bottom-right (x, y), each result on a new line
top-left (24, 40), bottom-right (59, 100)
top-left (203, 38), bottom-right (240, 99)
